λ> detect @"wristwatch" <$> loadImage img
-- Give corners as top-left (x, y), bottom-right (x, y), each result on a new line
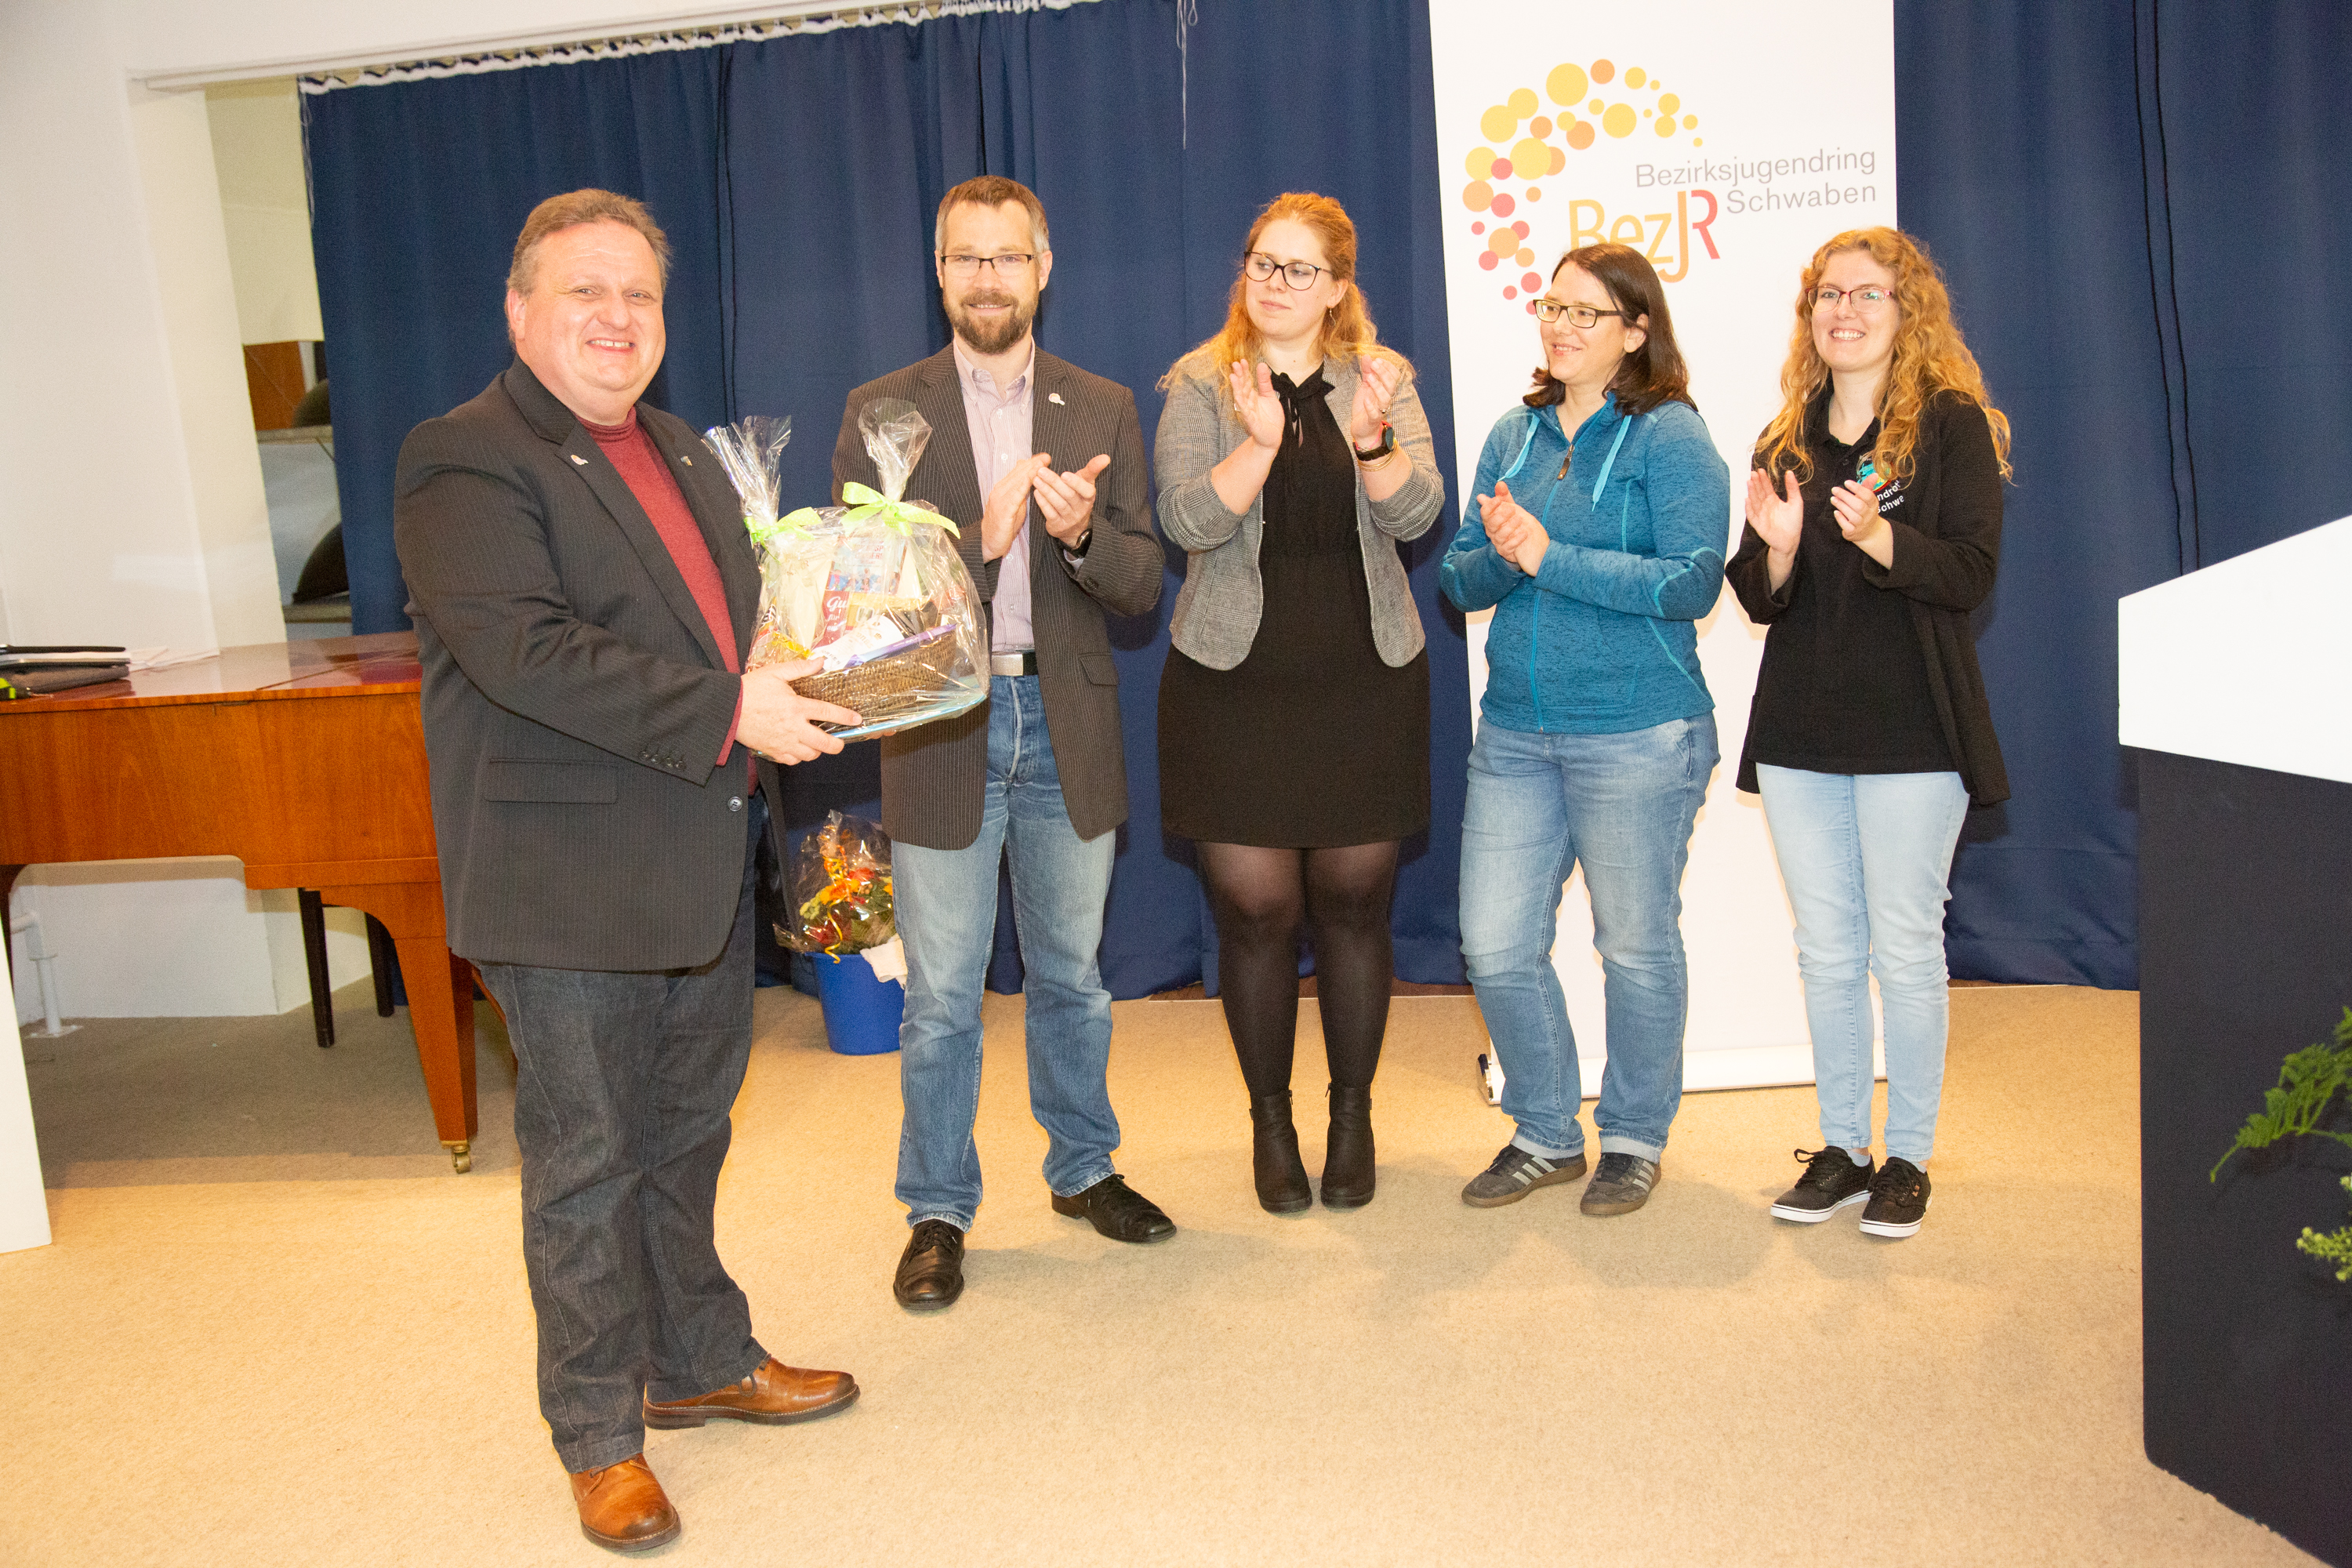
top-left (1352, 423), bottom-right (1397, 463)
top-left (1060, 528), bottom-right (1092, 567)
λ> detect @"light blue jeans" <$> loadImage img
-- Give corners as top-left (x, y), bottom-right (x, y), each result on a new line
top-left (1457, 715), bottom-right (1718, 1162)
top-left (893, 675), bottom-right (1120, 1232)
top-left (1756, 765), bottom-right (1969, 1165)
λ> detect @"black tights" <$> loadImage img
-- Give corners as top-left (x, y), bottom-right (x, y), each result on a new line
top-left (1198, 840), bottom-right (1400, 1098)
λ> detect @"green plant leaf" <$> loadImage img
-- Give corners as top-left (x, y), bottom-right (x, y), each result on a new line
top-left (2209, 1008), bottom-right (2352, 1182)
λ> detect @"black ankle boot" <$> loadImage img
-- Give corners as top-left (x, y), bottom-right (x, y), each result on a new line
top-left (1250, 1093), bottom-right (1312, 1214)
top-left (1321, 1084), bottom-right (1375, 1209)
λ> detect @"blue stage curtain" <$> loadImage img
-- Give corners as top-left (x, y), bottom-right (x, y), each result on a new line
top-left (1891, 0), bottom-right (2352, 988)
top-left (306, 49), bottom-right (731, 637)
top-left (305, 0), bottom-right (1468, 1000)
top-left (956, 0), bottom-right (1470, 996)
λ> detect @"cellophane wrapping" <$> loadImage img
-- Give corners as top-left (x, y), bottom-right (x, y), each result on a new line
top-left (705, 401), bottom-right (987, 742)
top-left (776, 811), bottom-right (895, 955)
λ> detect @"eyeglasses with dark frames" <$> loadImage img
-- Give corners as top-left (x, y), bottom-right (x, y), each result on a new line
top-left (1531, 300), bottom-right (1628, 328)
top-left (939, 252), bottom-right (1036, 279)
top-left (1812, 285), bottom-right (1893, 312)
top-left (1243, 252), bottom-right (1333, 291)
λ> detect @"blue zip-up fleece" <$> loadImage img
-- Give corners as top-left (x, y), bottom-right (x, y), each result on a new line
top-left (1441, 393), bottom-right (1729, 735)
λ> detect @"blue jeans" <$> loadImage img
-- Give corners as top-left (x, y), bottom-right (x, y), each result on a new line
top-left (1756, 766), bottom-right (1969, 1165)
top-left (1457, 716), bottom-right (1718, 1162)
top-left (893, 675), bottom-right (1120, 1231)
top-left (475, 793), bottom-right (770, 1475)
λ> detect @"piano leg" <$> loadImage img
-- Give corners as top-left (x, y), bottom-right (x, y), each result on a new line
top-left (306, 880), bottom-right (480, 1173)
top-left (296, 890), bottom-right (335, 1048)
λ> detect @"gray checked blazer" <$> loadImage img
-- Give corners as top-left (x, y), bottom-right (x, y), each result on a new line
top-left (1154, 349), bottom-right (1445, 670)
top-left (395, 360), bottom-right (782, 971)
top-left (830, 346), bottom-right (1162, 851)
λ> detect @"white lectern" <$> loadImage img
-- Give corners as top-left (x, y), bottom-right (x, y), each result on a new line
top-left (2119, 512), bottom-right (2352, 1566)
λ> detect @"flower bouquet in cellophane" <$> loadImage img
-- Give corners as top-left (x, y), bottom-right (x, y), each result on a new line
top-left (704, 401), bottom-right (986, 742)
top-left (775, 810), bottom-right (895, 958)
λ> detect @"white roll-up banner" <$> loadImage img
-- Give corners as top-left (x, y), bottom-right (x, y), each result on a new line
top-left (1428, 1), bottom-right (1897, 1092)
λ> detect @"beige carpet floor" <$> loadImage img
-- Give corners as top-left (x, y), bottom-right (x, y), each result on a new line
top-left (3, 982), bottom-right (2317, 1566)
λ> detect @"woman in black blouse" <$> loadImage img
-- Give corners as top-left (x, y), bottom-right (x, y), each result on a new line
top-left (1726, 227), bottom-right (2012, 1240)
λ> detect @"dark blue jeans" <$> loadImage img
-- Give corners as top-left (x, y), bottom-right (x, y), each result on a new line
top-left (475, 793), bottom-right (770, 1473)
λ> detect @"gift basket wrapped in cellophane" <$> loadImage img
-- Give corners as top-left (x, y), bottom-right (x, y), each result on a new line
top-left (775, 810), bottom-right (895, 956)
top-left (704, 401), bottom-right (987, 741)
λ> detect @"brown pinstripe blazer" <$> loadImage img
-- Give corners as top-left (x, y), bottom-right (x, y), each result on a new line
top-left (831, 346), bottom-right (1161, 851)
top-left (395, 360), bottom-right (783, 971)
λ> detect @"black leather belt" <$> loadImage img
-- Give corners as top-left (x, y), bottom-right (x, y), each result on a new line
top-left (988, 651), bottom-right (1040, 677)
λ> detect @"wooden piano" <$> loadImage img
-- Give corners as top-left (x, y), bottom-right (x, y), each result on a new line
top-left (0, 633), bottom-right (480, 1171)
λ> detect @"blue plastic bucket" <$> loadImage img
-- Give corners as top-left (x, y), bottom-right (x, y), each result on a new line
top-left (815, 951), bottom-right (904, 1055)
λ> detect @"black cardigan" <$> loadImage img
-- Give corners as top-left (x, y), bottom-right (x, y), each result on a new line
top-left (1726, 388), bottom-right (2010, 807)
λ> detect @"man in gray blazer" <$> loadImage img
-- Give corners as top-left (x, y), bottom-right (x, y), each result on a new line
top-left (396, 190), bottom-right (861, 1555)
top-left (830, 176), bottom-right (1168, 1311)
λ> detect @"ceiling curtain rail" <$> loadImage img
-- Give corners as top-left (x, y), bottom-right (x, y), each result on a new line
top-left (297, 0), bottom-right (1098, 93)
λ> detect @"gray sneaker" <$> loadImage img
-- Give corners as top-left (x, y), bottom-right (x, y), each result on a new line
top-left (1461, 1142), bottom-right (1587, 1207)
top-left (1581, 1152), bottom-right (1661, 1215)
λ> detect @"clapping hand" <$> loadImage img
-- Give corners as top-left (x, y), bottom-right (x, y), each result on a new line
top-left (1829, 475), bottom-right (1886, 549)
top-left (1033, 453), bottom-right (1112, 546)
top-left (981, 451), bottom-right (1052, 562)
top-left (1228, 360), bottom-right (1286, 451)
top-left (1349, 354), bottom-right (1401, 448)
top-left (1744, 467), bottom-right (1804, 558)
top-left (1479, 479), bottom-right (1550, 576)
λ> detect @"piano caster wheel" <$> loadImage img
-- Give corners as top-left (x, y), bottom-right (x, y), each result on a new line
top-left (445, 1141), bottom-right (473, 1174)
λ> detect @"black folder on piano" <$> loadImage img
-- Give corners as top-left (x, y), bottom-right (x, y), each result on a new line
top-left (0, 645), bottom-right (132, 698)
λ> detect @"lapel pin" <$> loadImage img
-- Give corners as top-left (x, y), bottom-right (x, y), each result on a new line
top-left (569, 453), bottom-right (588, 466)
top-left (681, 454), bottom-right (693, 466)
top-left (1049, 392), bottom-right (1065, 405)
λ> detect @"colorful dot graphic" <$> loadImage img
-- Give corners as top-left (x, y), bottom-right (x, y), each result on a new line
top-left (1461, 57), bottom-right (1708, 304)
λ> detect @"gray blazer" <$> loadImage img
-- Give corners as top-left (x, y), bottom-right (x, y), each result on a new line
top-left (1154, 350), bottom-right (1445, 670)
top-left (395, 360), bottom-right (782, 971)
top-left (832, 346), bottom-right (1162, 851)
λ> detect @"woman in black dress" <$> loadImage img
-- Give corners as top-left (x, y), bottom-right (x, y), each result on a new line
top-left (1153, 192), bottom-right (1446, 1213)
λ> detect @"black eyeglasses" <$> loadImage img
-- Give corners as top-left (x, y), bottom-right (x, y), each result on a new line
top-left (1531, 300), bottom-right (1628, 328)
top-left (939, 252), bottom-right (1036, 279)
top-left (1243, 252), bottom-right (1333, 291)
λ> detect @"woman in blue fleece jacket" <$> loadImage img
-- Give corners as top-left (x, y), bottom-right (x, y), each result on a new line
top-left (1440, 242), bottom-right (1728, 1219)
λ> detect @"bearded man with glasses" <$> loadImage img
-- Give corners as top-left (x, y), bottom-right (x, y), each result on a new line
top-left (830, 176), bottom-right (1170, 1312)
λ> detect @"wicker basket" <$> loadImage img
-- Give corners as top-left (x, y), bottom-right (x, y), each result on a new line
top-left (791, 622), bottom-right (973, 731)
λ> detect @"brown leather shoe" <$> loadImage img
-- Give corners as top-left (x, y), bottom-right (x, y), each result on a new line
top-left (641, 1357), bottom-right (859, 1428)
top-left (569, 1454), bottom-right (679, 1554)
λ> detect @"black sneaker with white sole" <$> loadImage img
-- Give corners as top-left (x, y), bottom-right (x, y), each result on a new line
top-left (1461, 1142), bottom-right (1587, 1207)
top-left (1860, 1156), bottom-right (1932, 1238)
top-left (1769, 1146), bottom-right (1875, 1222)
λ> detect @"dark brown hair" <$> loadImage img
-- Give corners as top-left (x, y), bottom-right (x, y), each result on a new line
top-left (507, 189), bottom-right (671, 293)
top-left (934, 175), bottom-right (1051, 256)
top-left (1523, 243), bottom-right (1693, 417)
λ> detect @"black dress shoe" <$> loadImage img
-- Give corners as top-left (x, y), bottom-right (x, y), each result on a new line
top-left (1051, 1174), bottom-right (1177, 1243)
top-left (893, 1218), bottom-right (965, 1310)
top-left (1321, 1084), bottom-right (1376, 1209)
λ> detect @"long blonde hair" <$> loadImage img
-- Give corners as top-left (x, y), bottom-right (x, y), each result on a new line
top-left (1160, 191), bottom-right (1399, 391)
top-left (1756, 227), bottom-right (2013, 487)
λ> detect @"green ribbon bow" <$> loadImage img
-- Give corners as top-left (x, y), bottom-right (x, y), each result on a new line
top-left (757, 481), bottom-right (960, 546)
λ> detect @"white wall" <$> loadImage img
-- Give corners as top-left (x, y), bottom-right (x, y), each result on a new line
top-left (0, 956), bottom-right (53, 1253)
top-left (111, 0), bottom-right (856, 88)
top-left (205, 79), bottom-right (325, 345)
top-left (1, 2), bottom-right (347, 1021)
